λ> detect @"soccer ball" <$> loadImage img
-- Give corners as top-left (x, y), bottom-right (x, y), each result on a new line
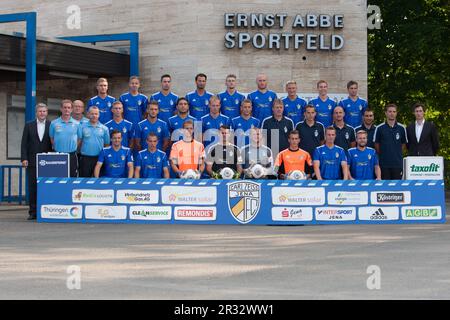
top-left (180, 169), bottom-right (200, 179)
top-left (219, 167), bottom-right (235, 180)
top-left (286, 170), bottom-right (307, 180)
top-left (249, 164), bottom-right (266, 179)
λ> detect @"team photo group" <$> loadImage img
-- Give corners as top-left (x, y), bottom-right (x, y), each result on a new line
top-left (21, 72), bottom-right (440, 218)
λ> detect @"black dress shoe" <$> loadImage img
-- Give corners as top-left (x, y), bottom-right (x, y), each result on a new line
top-left (27, 215), bottom-right (37, 221)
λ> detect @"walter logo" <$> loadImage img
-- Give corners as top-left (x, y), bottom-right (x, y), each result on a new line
top-left (228, 181), bottom-right (261, 224)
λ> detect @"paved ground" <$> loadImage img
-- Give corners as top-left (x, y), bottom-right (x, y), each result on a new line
top-left (0, 204), bottom-right (449, 300)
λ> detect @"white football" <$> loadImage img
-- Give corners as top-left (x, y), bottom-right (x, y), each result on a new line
top-left (181, 169), bottom-right (200, 179)
top-left (286, 170), bottom-right (307, 180)
top-left (219, 167), bottom-right (235, 180)
top-left (249, 164), bottom-right (266, 179)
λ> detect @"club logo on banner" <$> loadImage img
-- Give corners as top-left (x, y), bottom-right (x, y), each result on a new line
top-left (227, 181), bottom-right (261, 224)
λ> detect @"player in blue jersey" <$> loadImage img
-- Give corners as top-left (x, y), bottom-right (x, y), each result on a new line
top-left (104, 101), bottom-right (135, 148)
top-left (217, 74), bottom-right (245, 119)
top-left (135, 101), bottom-right (170, 152)
top-left (119, 76), bottom-right (148, 127)
top-left (313, 126), bottom-right (348, 180)
top-left (186, 73), bottom-right (214, 120)
top-left (282, 80), bottom-right (307, 126)
top-left (150, 74), bottom-right (179, 123)
top-left (308, 80), bottom-right (336, 127)
top-left (134, 132), bottom-right (170, 179)
top-left (338, 80), bottom-right (368, 128)
top-left (168, 97), bottom-right (197, 142)
top-left (94, 130), bottom-right (134, 178)
top-left (247, 73), bottom-right (278, 122)
top-left (231, 99), bottom-right (261, 148)
top-left (87, 77), bottom-right (116, 124)
top-left (347, 130), bottom-right (381, 180)
top-left (201, 96), bottom-right (231, 148)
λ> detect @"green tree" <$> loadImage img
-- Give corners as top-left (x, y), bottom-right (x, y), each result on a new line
top-left (368, 0), bottom-right (449, 161)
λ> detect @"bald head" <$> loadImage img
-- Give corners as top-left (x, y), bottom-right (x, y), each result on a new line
top-left (256, 73), bottom-right (268, 91)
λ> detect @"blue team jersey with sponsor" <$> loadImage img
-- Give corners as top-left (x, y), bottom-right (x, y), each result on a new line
top-left (247, 90), bottom-right (278, 122)
top-left (338, 97), bottom-right (368, 128)
top-left (97, 146), bottom-right (133, 178)
top-left (309, 96), bottom-right (337, 128)
top-left (49, 117), bottom-right (80, 153)
top-left (282, 96), bottom-right (307, 125)
top-left (135, 119), bottom-right (170, 151)
top-left (201, 113), bottom-right (231, 147)
top-left (135, 149), bottom-right (169, 179)
top-left (347, 147), bottom-right (379, 180)
top-left (104, 119), bottom-right (134, 147)
top-left (218, 90), bottom-right (245, 119)
top-left (77, 121), bottom-right (110, 156)
top-left (313, 144), bottom-right (347, 180)
top-left (150, 91), bottom-right (179, 123)
top-left (168, 114), bottom-right (197, 142)
top-left (87, 95), bottom-right (116, 124)
top-left (119, 92), bottom-right (148, 127)
top-left (186, 90), bottom-right (214, 120)
top-left (231, 116), bottom-right (261, 148)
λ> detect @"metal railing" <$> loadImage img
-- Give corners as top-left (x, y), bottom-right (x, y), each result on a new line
top-left (0, 165), bottom-right (28, 204)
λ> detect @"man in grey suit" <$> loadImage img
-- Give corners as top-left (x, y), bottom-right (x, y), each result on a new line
top-left (20, 103), bottom-right (53, 220)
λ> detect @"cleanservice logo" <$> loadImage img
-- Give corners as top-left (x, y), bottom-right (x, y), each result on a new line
top-left (129, 206), bottom-right (171, 220)
top-left (174, 207), bottom-right (217, 221)
top-left (328, 191), bottom-right (368, 205)
top-left (85, 206), bottom-right (127, 220)
top-left (161, 186), bottom-right (217, 205)
top-left (371, 191), bottom-right (411, 205)
top-left (272, 207), bottom-right (313, 222)
top-left (315, 207), bottom-right (356, 221)
top-left (358, 207), bottom-right (399, 221)
top-left (72, 189), bottom-right (114, 204)
top-left (401, 206), bottom-right (442, 220)
top-left (40, 205), bottom-right (82, 219)
top-left (227, 181), bottom-right (261, 224)
top-left (272, 187), bottom-right (325, 206)
top-left (117, 190), bottom-right (159, 204)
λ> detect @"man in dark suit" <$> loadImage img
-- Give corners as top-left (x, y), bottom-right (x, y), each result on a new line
top-left (406, 103), bottom-right (439, 156)
top-left (20, 103), bottom-right (53, 220)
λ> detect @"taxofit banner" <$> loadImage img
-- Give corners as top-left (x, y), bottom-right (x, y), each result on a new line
top-left (37, 178), bottom-right (446, 225)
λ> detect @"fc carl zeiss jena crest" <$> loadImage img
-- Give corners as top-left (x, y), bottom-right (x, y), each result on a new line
top-left (227, 181), bottom-right (261, 224)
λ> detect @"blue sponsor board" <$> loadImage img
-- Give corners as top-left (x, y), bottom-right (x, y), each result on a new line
top-left (37, 153), bottom-right (70, 178)
top-left (37, 178), bottom-right (446, 225)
